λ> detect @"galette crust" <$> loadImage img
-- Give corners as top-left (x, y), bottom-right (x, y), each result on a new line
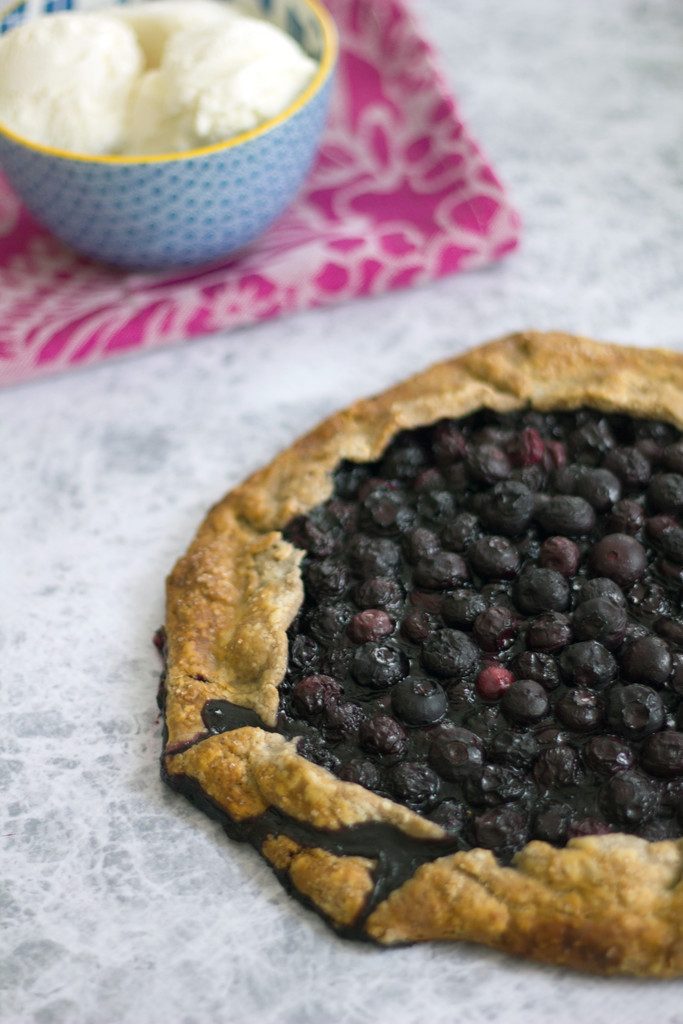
top-left (163, 331), bottom-right (683, 976)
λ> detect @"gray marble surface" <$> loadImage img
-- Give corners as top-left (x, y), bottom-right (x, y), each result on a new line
top-left (3, 0), bottom-right (683, 1021)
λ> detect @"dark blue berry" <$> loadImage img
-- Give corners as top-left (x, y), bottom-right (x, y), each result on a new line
top-left (500, 679), bottom-right (549, 723)
top-left (391, 762), bottom-right (440, 804)
top-left (621, 635), bottom-right (672, 686)
top-left (572, 597), bottom-right (627, 650)
top-left (514, 566), bottom-right (570, 614)
top-left (607, 684), bottom-right (664, 739)
top-left (391, 676), bottom-right (447, 726)
top-left (441, 589), bottom-right (487, 629)
top-left (535, 495), bottom-right (596, 536)
top-left (352, 643), bottom-right (409, 689)
top-left (422, 629), bottom-right (479, 678)
top-left (359, 714), bottom-right (407, 756)
top-left (559, 641), bottom-right (617, 689)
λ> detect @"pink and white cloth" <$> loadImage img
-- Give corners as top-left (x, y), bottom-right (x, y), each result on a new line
top-left (0, 0), bottom-right (520, 386)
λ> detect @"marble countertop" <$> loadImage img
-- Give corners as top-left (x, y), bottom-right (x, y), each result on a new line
top-left (4, 0), bottom-right (683, 1021)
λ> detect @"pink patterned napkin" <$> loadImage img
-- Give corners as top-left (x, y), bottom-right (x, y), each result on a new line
top-left (0, 0), bottom-right (520, 386)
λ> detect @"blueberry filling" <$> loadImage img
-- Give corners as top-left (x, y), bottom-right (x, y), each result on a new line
top-left (223, 408), bottom-right (683, 862)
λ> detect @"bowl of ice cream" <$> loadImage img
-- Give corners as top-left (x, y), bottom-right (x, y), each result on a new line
top-left (0, 0), bottom-right (336, 268)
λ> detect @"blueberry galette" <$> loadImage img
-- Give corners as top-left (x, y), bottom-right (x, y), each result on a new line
top-left (160, 332), bottom-right (683, 976)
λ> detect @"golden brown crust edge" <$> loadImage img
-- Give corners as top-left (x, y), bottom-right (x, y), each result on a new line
top-left (163, 330), bottom-right (683, 976)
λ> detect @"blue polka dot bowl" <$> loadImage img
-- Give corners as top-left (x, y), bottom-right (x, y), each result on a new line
top-left (0, 0), bottom-right (336, 268)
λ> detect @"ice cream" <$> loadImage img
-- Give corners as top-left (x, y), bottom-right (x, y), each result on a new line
top-left (124, 14), bottom-right (318, 154)
top-left (0, 0), bottom-right (318, 157)
top-left (0, 11), bottom-right (142, 154)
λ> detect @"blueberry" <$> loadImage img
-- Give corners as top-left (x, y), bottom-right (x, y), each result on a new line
top-left (466, 444), bottom-right (512, 484)
top-left (347, 609), bottom-right (394, 644)
top-left (488, 729), bottom-right (540, 768)
top-left (569, 418), bottom-right (616, 464)
top-left (446, 680), bottom-right (477, 716)
top-left (360, 486), bottom-right (413, 535)
top-left (620, 635), bottom-right (672, 686)
top-left (533, 803), bottom-right (571, 843)
top-left (334, 463), bottom-right (369, 499)
top-left (555, 689), bottom-right (604, 732)
top-left (608, 499), bottom-right (645, 535)
top-left (500, 679), bottom-right (549, 723)
top-left (422, 629), bottom-right (479, 678)
top-left (354, 576), bottom-right (404, 613)
top-left (514, 566), bottom-right (570, 614)
top-left (441, 589), bottom-right (488, 628)
top-left (590, 533), bottom-right (647, 588)
top-left (527, 612), bottom-right (572, 653)
top-left (472, 606), bottom-right (518, 652)
top-left (441, 512), bottom-right (480, 552)
top-left (656, 617), bottom-right (683, 648)
top-left (647, 473), bottom-right (683, 512)
top-left (607, 684), bottom-right (665, 739)
top-left (641, 732), bottom-right (683, 778)
top-left (297, 737), bottom-right (341, 773)
top-left (658, 524), bottom-right (683, 563)
top-left (304, 558), bottom-right (350, 599)
top-left (284, 515), bottom-right (336, 556)
top-left (359, 714), bottom-right (407, 756)
top-left (403, 527), bottom-right (439, 563)
top-left (417, 489), bottom-right (457, 525)
top-left (428, 800), bottom-right (466, 833)
top-left (413, 551), bottom-right (469, 589)
top-left (289, 635), bottom-right (320, 674)
top-left (338, 758), bottom-right (382, 791)
top-left (627, 580), bottom-right (670, 619)
top-left (391, 676), bottom-right (448, 726)
top-left (661, 442), bottom-right (683, 473)
top-left (432, 421), bottom-right (468, 464)
top-left (601, 770), bottom-right (658, 827)
top-left (414, 468), bottom-right (446, 492)
top-left (533, 746), bottom-right (580, 786)
top-left (348, 535), bottom-right (400, 577)
top-left (574, 467), bottom-right (622, 511)
top-left (400, 608), bottom-right (437, 643)
top-left (604, 447), bottom-right (652, 488)
top-left (538, 536), bottom-right (580, 577)
top-left (352, 643), bottom-right (409, 689)
top-left (324, 700), bottom-right (364, 736)
top-left (575, 577), bottom-right (627, 607)
top-left (380, 440), bottom-right (427, 480)
top-left (468, 535), bottom-right (520, 579)
top-left (508, 426), bottom-right (545, 467)
top-left (464, 765), bottom-right (527, 807)
top-left (292, 674), bottom-right (342, 716)
top-left (429, 729), bottom-right (484, 781)
top-left (513, 651), bottom-right (560, 690)
top-left (391, 762), bottom-right (440, 804)
top-left (473, 806), bottom-right (528, 855)
top-left (535, 495), bottom-right (596, 536)
top-left (480, 481), bottom-right (534, 536)
top-left (559, 641), bottom-right (617, 688)
top-left (308, 603), bottom-right (353, 641)
top-left (572, 597), bottom-right (627, 650)
top-left (583, 736), bottom-right (634, 775)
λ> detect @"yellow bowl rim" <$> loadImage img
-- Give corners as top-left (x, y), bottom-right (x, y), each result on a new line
top-left (0, 0), bottom-right (337, 164)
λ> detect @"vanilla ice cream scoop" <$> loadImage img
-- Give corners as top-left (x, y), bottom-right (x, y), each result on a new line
top-left (0, 12), bottom-right (143, 154)
top-left (124, 14), bottom-right (317, 154)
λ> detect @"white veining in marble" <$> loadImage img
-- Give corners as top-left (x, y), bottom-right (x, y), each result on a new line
top-left (3, 1), bottom-right (683, 1021)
